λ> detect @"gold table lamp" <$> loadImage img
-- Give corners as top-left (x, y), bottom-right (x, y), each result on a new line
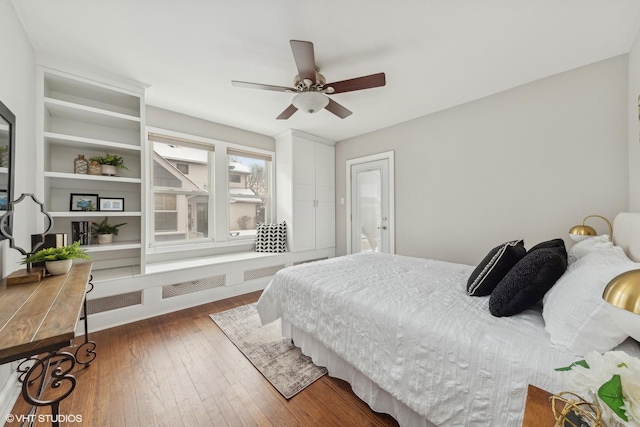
top-left (603, 269), bottom-right (640, 341)
top-left (568, 215), bottom-right (613, 242)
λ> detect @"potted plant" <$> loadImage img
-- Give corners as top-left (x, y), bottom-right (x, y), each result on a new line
top-left (22, 241), bottom-right (91, 275)
top-left (91, 217), bottom-right (126, 244)
top-left (89, 153), bottom-right (128, 176)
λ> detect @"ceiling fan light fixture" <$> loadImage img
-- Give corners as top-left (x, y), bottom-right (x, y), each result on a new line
top-left (292, 92), bottom-right (329, 114)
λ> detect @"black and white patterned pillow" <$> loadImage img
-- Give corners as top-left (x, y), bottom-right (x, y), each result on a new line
top-left (254, 221), bottom-right (287, 253)
top-left (467, 239), bottom-right (526, 296)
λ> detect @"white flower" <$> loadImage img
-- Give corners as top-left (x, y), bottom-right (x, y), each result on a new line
top-left (560, 351), bottom-right (640, 426)
top-left (566, 351), bottom-right (619, 396)
top-left (622, 373), bottom-right (640, 423)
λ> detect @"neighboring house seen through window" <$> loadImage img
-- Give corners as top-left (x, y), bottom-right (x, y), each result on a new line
top-left (150, 133), bottom-right (212, 244)
top-left (228, 149), bottom-right (271, 237)
top-left (148, 131), bottom-right (273, 249)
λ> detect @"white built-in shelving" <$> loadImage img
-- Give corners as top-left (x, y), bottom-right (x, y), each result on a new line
top-left (38, 66), bottom-right (147, 280)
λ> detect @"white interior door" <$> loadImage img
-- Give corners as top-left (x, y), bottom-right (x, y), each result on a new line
top-left (347, 152), bottom-right (394, 254)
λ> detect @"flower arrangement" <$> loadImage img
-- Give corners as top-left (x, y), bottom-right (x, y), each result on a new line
top-left (22, 241), bottom-right (91, 264)
top-left (557, 351), bottom-right (640, 426)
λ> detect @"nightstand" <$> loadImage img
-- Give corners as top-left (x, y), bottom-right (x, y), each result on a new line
top-left (522, 384), bottom-right (556, 426)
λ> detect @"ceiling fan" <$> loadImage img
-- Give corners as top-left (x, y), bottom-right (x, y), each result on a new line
top-left (232, 40), bottom-right (386, 120)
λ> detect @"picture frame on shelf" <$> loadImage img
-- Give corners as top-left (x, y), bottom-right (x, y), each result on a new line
top-left (70, 193), bottom-right (99, 211)
top-left (99, 197), bottom-right (124, 212)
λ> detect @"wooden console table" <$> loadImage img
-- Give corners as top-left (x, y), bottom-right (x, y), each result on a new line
top-left (0, 262), bottom-right (96, 426)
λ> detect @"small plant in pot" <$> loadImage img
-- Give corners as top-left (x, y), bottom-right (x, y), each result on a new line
top-left (22, 241), bottom-right (91, 276)
top-left (92, 217), bottom-right (126, 244)
top-left (89, 153), bottom-right (128, 176)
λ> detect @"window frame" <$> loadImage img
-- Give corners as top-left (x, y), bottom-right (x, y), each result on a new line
top-left (227, 149), bottom-right (272, 241)
top-left (145, 126), bottom-right (275, 255)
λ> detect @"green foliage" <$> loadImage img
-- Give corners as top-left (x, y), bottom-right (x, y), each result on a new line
top-left (555, 360), bottom-right (590, 371)
top-left (89, 153), bottom-right (128, 170)
top-left (598, 374), bottom-right (628, 422)
top-left (91, 217), bottom-right (127, 236)
top-left (22, 241), bottom-right (91, 264)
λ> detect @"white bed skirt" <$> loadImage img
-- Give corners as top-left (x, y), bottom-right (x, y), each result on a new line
top-left (282, 320), bottom-right (437, 427)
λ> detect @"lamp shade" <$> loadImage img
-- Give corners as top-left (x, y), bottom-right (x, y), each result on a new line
top-left (292, 92), bottom-right (329, 114)
top-left (568, 225), bottom-right (597, 242)
top-left (568, 215), bottom-right (612, 242)
top-left (602, 269), bottom-right (640, 341)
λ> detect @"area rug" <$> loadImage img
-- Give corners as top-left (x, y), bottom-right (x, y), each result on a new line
top-left (210, 303), bottom-right (327, 399)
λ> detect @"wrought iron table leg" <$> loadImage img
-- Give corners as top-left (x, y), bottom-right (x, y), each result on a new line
top-left (75, 275), bottom-right (96, 366)
top-left (18, 351), bottom-right (77, 427)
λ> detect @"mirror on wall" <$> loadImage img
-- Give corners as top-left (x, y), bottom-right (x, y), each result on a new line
top-left (0, 100), bottom-right (15, 240)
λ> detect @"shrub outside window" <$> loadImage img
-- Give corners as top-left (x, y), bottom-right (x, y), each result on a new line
top-left (228, 150), bottom-right (271, 238)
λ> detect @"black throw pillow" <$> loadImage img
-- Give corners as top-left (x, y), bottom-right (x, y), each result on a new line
top-left (528, 238), bottom-right (566, 253)
top-left (467, 240), bottom-right (526, 296)
top-left (489, 247), bottom-right (568, 317)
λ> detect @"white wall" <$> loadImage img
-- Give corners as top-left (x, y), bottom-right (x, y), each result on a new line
top-left (0, 0), bottom-right (36, 276)
top-left (146, 106), bottom-right (274, 151)
top-left (336, 55), bottom-right (629, 265)
top-left (628, 29), bottom-right (640, 209)
top-left (0, 0), bottom-right (36, 417)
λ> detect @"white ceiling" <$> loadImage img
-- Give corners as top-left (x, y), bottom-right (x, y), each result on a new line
top-left (11, 0), bottom-right (640, 142)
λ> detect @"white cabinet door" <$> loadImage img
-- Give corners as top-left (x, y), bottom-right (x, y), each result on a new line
top-left (315, 143), bottom-right (335, 249)
top-left (292, 138), bottom-right (316, 251)
top-left (275, 129), bottom-right (335, 253)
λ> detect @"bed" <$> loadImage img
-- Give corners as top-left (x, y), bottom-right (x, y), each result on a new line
top-left (256, 213), bottom-right (640, 426)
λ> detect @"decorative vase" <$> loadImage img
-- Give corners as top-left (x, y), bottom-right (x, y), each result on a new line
top-left (97, 233), bottom-right (113, 244)
top-left (73, 154), bottom-right (88, 174)
top-left (88, 160), bottom-right (102, 175)
top-left (101, 165), bottom-right (116, 176)
top-left (45, 259), bottom-right (73, 276)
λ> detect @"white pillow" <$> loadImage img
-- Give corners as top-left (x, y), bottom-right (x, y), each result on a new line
top-left (543, 244), bottom-right (636, 356)
top-left (567, 234), bottom-right (612, 265)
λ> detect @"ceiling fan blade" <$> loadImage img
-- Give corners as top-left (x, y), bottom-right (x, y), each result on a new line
top-left (325, 72), bottom-right (386, 94)
top-left (232, 80), bottom-right (295, 92)
top-left (325, 99), bottom-right (352, 119)
top-left (290, 40), bottom-right (317, 82)
top-left (276, 104), bottom-right (298, 120)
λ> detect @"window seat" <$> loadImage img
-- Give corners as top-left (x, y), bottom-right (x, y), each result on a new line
top-left (145, 250), bottom-right (285, 275)
top-left (84, 247), bottom-right (335, 333)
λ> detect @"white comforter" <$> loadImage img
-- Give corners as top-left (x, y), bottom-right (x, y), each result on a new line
top-left (257, 252), bottom-right (640, 426)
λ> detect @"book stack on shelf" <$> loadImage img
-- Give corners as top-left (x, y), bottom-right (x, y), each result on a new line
top-left (71, 221), bottom-right (93, 245)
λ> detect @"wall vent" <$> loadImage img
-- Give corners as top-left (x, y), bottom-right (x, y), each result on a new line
top-left (87, 291), bottom-right (142, 315)
top-left (162, 275), bottom-right (226, 299)
top-left (244, 265), bottom-right (284, 281)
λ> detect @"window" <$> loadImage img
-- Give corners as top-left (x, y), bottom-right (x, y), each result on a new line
top-left (154, 194), bottom-right (177, 231)
top-left (147, 128), bottom-right (274, 251)
top-left (176, 163), bottom-right (189, 174)
top-left (228, 149), bottom-right (271, 237)
top-left (149, 133), bottom-right (212, 244)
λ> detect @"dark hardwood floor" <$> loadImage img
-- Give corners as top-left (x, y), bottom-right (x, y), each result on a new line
top-left (6, 291), bottom-right (399, 426)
